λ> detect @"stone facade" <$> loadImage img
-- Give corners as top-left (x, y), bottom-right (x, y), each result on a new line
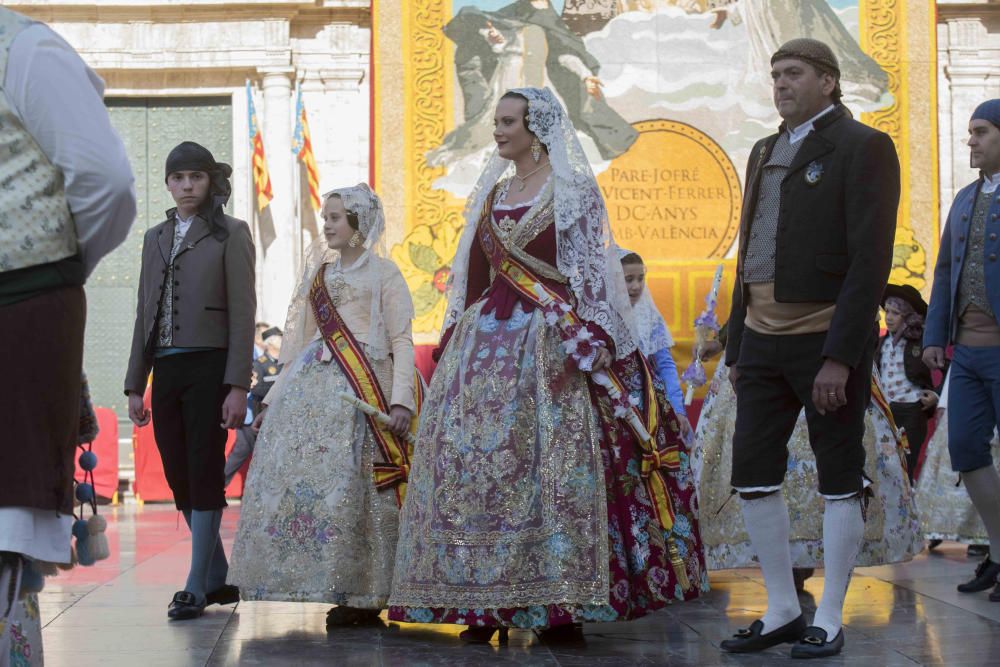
top-left (8, 0), bottom-right (372, 323)
top-left (938, 1), bottom-right (1000, 224)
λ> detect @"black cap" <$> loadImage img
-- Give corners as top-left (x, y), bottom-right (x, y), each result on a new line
top-left (262, 326), bottom-right (283, 340)
top-left (882, 283), bottom-right (927, 317)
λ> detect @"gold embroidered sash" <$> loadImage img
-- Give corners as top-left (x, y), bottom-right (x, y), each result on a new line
top-left (309, 265), bottom-right (421, 507)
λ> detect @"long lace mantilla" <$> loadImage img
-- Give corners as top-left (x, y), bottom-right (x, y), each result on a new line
top-left (280, 184), bottom-right (392, 368)
top-left (444, 87), bottom-right (637, 357)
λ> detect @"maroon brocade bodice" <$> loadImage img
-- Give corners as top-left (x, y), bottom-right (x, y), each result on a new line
top-left (466, 204), bottom-right (563, 321)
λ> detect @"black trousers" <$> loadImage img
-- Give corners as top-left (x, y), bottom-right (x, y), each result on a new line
top-left (889, 401), bottom-right (928, 482)
top-left (731, 328), bottom-right (874, 496)
top-left (151, 350), bottom-right (229, 511)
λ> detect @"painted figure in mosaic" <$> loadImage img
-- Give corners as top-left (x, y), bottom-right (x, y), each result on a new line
top-left (709, 0), bottom-right (889, 106)
top-left (430, 0), bottom-right (637, 167)
top-left (875, 284), bottom-right (938, 482)
top-left (228, 184), bottom-right (418, 628)
top-left (918, 369), bottom-right (999, 550)
top-left (694, 337), bottom-right (921, 582)
top-left (721, 39), bottom-right (899, 657)
top-left (388, 87), bottom-right (706, 644)
top-left (923, 99), bottom-right (1000, 602)
top-left (619, 250), bottom-right (692, 439)
top-left (124, 142), bottom-right (256, 621)
top-left (0, 6), bottom-right (135, 661)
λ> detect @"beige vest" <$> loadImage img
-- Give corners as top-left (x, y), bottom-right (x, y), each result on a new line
top-left (0, 8), bottom-right (76, 273)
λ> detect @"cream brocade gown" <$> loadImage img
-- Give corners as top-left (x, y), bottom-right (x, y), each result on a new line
top-left (228, 257), bottom-right (416, 607)
top-left (693, 359), bottom-right (921, 569)
top-left (917, 406), bottom-right (999, 543)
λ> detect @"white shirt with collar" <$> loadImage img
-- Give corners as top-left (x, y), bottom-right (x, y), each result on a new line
top-left (175, 212), bottom-right (196, 241)
top-left (787, 104), bottom-right (837, 145)
top-left (982, 171), bottom-right (1000, 195)
top-left (879, 336), bottom-right (923, 403)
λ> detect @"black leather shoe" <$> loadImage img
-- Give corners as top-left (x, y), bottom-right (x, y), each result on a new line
top-left (793, 568), bottom-right (815, 593)
top-left (536, 623), bottom-right (584, 645)
top-left (968, 544), bottom-right (989, 559)
top-left (458, 626), bottom-right (509, 644)
top-left (790, 626), bottom-right (844, 658)
top-left (167, 591), bottom-right (206, 620)
top-left (326, 606), bottom-right (382, 627)
top-left (206, 584), bottom-right (239, 606)
top-left (720, 615), bottom-right (806, 653)
top-left (958, 558), bottom-right (1000, 593)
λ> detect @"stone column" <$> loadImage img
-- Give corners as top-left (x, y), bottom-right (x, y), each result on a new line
top-left (259, 67), bottom-right (296, 325)
top-left (942, 17), bottom-right (1000, 210)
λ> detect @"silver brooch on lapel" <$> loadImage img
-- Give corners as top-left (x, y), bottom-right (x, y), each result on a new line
top-left (805, 161), bottom-right (824, 185)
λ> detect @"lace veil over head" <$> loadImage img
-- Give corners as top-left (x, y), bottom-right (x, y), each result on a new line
top-left (279, 183), bottom-right (392, 366)
top-left (444, 86), bottom-right (637, 357)
top-left (618, 247), bottom-right (674, 357)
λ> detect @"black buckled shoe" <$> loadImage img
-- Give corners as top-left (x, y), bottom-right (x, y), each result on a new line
top-left (167, 591), bottom-right (206, 621)
top-left (790, 626), bottom-right (844, 659)
top-left (205, 584), bottom-right (240, 606)
top-left (326, 606), bottom-right (383, 628)
top-left (536, 622), bottom-right (584, 645)
top-left (968, 544), bottom-right (989, 559)
top-left (958, 558), bottom-right (1000, 593)
top-left (720, 615), bottom-right (806, 653)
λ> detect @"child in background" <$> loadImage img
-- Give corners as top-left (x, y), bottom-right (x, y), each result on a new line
top-left (620, 250), bottom-right (692, 438)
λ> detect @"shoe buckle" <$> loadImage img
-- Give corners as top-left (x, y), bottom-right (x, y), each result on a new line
top-left (735, 628), bottom-right (752, 638)
top-left (803, 635), bottom-right (824, 645)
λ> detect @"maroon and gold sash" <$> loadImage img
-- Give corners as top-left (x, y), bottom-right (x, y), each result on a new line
top-left (476, 197), bottom-right (681, 533)
top-left (309, 265), bottom-right (421, 508)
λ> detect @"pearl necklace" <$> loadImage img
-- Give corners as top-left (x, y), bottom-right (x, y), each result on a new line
top-left (513, 162), bottom-right (550, 191)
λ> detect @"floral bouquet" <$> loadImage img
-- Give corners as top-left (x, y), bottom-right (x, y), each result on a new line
top-left (535, 285), bottom-right (650, 442)
top-left (681, 264), bottom-right (724, 405)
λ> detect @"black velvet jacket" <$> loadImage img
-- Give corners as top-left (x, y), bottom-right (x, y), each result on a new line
top-left (725, 105), bottom-right (901, 370)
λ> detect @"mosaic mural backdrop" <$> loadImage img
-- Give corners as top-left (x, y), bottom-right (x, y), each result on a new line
top-left (374, 0), bottom-right (937, 387)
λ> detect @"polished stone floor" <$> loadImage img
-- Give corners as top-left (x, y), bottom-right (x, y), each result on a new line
top-left (34, 505), bottom-right (1000, 666)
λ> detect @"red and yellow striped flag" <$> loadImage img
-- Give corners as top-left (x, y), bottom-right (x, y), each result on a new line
top-left (246, 81), bottom-right (273, 213)
top-left (293, 88), bottom-right (321, 212)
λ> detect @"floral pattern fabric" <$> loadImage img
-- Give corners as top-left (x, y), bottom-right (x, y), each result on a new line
top-left (387, 198), bottom-right (705, 627)
top-left (3, 594), bottom-right (41, 667)
top-left (388, 345), bottom-right (707, 628)
top-left (228, 264), bottom-right (404, 608)
top-left (917, 409), bottom-right (999, 543)
top-left (693, 359), bottom-right (921, 569)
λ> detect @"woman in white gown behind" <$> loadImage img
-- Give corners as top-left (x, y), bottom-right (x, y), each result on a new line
top-left (228, 184), bottom-right (417, 626)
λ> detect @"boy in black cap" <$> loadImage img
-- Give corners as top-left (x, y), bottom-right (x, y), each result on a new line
top-left (124, 141), bottom-right (256, 620)
top-left (876, 284), bottom-right (938, 481)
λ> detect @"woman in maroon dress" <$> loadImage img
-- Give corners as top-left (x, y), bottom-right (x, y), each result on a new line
top-left (388, 87), bottom-right (706, 642)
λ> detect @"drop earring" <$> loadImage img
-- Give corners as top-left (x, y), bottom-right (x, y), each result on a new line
top-left (348, 230), bottom-right (363, 248)
top-left (531, 137), bottom-right (542, 164)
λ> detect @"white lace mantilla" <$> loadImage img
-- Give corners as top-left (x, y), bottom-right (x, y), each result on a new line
top-left (444, 86), bottom-right (637, 357)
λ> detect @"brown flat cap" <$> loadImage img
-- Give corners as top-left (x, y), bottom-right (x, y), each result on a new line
top-left (771, 38), bottom-right (840, 77)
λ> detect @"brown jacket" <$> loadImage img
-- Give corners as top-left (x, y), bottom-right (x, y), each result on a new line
top-left (124, 211), bottom-right (256, 395)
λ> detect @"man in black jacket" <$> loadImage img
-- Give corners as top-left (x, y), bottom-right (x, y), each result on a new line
top-left (720, 39), bottom-right (899, 658)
